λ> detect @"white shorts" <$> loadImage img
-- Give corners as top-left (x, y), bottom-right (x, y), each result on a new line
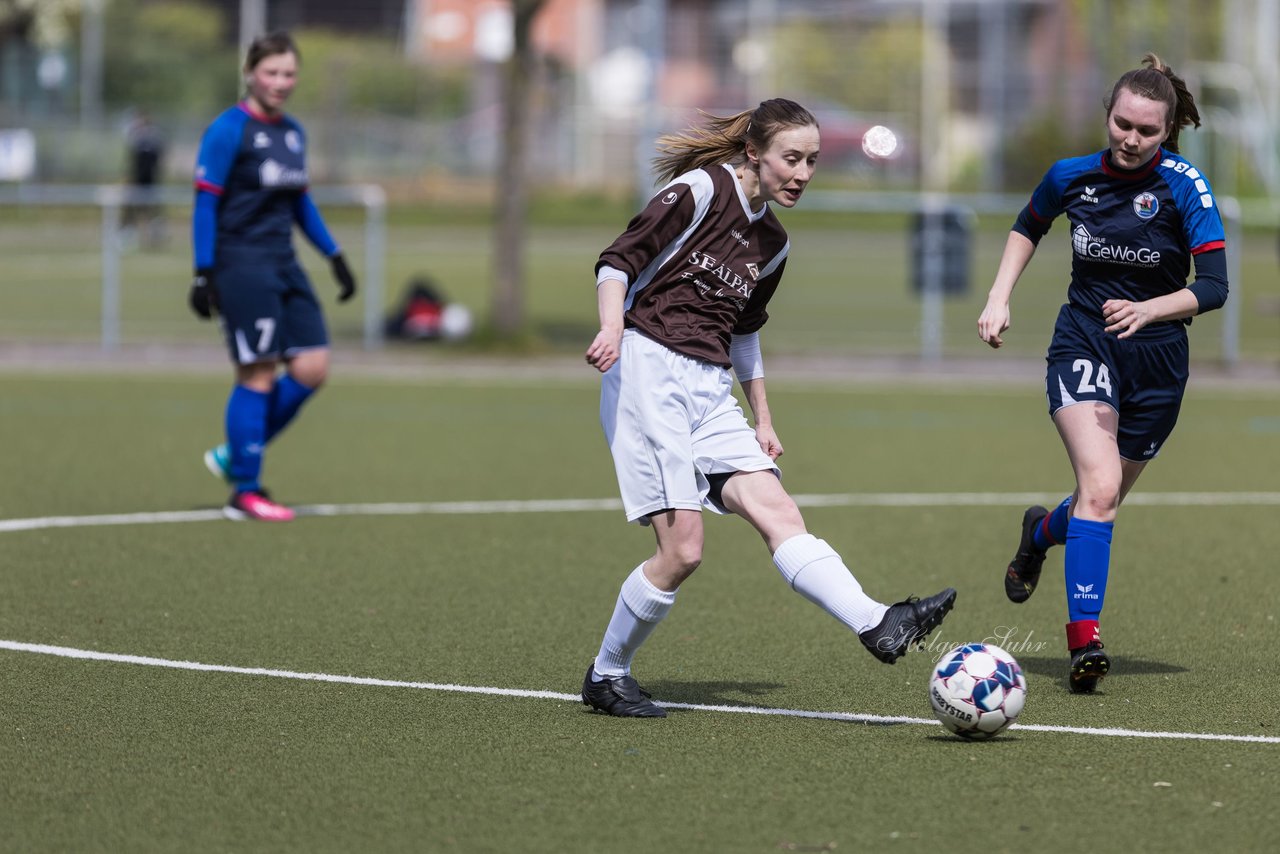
top-left (601, 329), bottom-right (778, 522)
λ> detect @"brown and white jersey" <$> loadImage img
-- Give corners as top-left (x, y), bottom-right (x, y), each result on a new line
top-left (596, 164), bottom-right (790, 368)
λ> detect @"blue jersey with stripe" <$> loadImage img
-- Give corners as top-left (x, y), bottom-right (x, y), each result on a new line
top-left (1017, 148), bottom-right (1225, 326)
top-left (194, 102), bottom-right (323, 263)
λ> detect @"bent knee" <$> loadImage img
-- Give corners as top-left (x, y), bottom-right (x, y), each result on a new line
top-left (670, 546), bottom-right (702, 575)
top-left (1076, 490), bottom-right (1120, 520)
top-left (647, 547), bottom-right (702, 590)
top-left (287, 351), bottom-right (330, 388)
top-left (288, 362), bottom-right (328, 388)
top-left (299, 372), bottom-right (327, 390)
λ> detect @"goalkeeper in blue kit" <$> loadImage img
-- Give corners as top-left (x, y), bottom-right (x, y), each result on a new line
top-left (190, 31), bottom-right (356, 522)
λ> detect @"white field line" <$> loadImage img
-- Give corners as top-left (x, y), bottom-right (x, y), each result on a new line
top-left (5, 491), bottom-right (1280, 534)
top-left (2, 639), bottom-right (1276, 744)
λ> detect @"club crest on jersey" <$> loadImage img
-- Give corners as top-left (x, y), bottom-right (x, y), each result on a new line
top-left (1132, 192), bottom-right (1159, 220)
top-left (285, 130), bottom-right (303, 153)
top-left (746, 262), bottom-right (759, 280)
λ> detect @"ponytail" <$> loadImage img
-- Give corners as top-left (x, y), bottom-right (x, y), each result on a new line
top-left (651, 98), bottom-right (818, 184)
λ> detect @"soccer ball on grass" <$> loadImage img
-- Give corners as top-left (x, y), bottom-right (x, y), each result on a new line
top-left (929, 643), bottom-right (1026, 740)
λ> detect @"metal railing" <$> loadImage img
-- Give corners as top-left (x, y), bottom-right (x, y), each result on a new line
top-left (804, 189), bottom-right (1246, 366)
top-left (0, 183), bottom-right (388, 351)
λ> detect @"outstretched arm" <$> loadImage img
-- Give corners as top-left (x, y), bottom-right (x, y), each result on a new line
top-left (978, 230), bottom-right (1037, 349)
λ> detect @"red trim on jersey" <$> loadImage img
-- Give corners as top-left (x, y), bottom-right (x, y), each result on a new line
top-left (1191, 240), bottom-right (1226, 255)
top-left (237, 100), bottom-right (284, 124)
top-left (1100, 147), bottom-right (1162, 180)
top-left (194, 180), bottom-right (223, 195)
top-left (1065, 619), bottom-right (1101, 651)
top-left (1026, 197), bottom-right (1048, 222)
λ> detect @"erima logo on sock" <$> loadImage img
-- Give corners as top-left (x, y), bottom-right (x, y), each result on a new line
top-left (1074, 583), bottom-right (1099, 599)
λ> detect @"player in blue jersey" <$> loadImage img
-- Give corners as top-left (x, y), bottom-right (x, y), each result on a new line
top-left (189, 31), bottom-right (357, 522)
top-left (978, 55), bottom-right (1228, 693)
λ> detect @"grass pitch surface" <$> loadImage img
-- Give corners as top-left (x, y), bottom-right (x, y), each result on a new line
top-left (1, 370), bottom-right (1278, 853)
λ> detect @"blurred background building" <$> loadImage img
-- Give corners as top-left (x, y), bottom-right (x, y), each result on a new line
top-left (1, 0), bottom-right (1276, 364)
top-left (0, 0), bottom-right (1276, 201)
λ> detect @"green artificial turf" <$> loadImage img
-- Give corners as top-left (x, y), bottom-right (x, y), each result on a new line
top-left (1, 372), bottom-right (1277, 853)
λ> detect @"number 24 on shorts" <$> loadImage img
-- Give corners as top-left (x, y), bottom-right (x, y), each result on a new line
top-left (1073, 358), bottom-right (1112, 397)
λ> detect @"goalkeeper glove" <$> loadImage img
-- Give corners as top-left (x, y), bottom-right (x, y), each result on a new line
top-left (331, 253), bottom-right (357, 303)
top-left (189, 269), bottom-right (218, 319)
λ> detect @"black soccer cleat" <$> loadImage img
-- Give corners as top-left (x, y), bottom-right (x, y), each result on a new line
top-left (1005, 505), bottom-right (1049, 604)
top-left (581, 665), bottom-right (667, 718)
top-left (859, 587), bottom-right (957, 664)
top-left (1068, 642), bottom-right (1111, 694)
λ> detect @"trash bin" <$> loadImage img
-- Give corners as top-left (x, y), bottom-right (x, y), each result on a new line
top-left (909, 206), bottom-right (973, 296)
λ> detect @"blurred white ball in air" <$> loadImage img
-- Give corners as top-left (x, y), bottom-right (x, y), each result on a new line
top-left (861, 125), bottom-right (898, 159)
top-left (440, 303), bottom-right (474, 341)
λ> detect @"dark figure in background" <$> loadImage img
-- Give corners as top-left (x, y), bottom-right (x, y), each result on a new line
top-left (123, 111), bottom-right (166, 248)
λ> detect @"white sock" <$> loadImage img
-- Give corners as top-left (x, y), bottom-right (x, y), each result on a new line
top-left (772, 534), bottom-right (887, 633)
top-left (593, 563), bottom-right (677, 678)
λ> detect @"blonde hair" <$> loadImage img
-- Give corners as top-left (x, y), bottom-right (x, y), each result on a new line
top-left (651, 98), bottom-right (818, 184)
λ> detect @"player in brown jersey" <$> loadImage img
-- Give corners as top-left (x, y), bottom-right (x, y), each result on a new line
top-left (580, 99), bottom-right (957, 718)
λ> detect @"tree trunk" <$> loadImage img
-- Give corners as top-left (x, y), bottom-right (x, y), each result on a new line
top-left (491, 0), bottom-right (545, 338)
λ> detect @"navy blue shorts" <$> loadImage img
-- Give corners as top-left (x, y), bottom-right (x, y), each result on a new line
top-left (215, 258), bottom-right (329, 365)
top-left (1044, 304), bottom-right (1189, 462)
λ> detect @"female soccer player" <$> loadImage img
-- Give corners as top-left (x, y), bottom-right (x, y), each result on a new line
top-left (190, 31), bottom-right (356, 522)
top-left (978, 55), bottom-right (1228, 692)
top-left (580, 98), bottom-right (956, 718)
